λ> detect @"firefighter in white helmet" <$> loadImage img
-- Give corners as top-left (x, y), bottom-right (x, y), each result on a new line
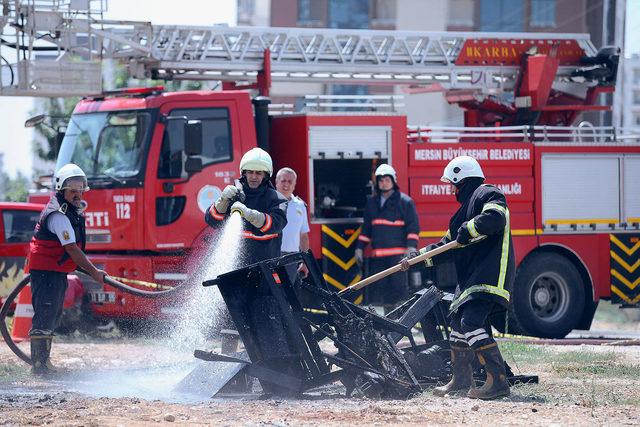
top-left (402, 155), bottom-right (514, 399)
top-left (26, 163), bottom-right (109, 375)
top-left (355, 163), bottom-right (420, 307)
top-left (205, 147), bottom-right (288, 265)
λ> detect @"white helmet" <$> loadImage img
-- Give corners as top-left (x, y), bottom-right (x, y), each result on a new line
top-left (441, 156), bottom-right (485, 186)
top-left (54, 163), bottom-right (89, 191)
top-left (375, 164), bottom-right (397, 182)
top-left (239, 148), bottom-right (273, 177)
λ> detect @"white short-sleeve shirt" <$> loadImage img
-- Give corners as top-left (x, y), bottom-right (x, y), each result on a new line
top-left (47, 212), bottom-right (76, 245)
top-left (281, 195), bottom-right (310, 253)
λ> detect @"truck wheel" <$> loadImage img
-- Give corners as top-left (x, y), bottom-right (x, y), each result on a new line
top-left (512, 253), bottom-right (585, 338)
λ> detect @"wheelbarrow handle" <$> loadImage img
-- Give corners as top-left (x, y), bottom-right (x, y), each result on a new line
top-left (338, 241), bottom-right (460, 295)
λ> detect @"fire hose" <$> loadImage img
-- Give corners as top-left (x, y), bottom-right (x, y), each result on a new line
top-left (0, 272), bottom-right (188, 365)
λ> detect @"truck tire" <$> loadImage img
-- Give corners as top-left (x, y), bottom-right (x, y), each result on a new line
top-left (512, 253), bottom-right (585, 338)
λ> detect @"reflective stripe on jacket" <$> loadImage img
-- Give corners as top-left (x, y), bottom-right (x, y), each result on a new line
top-left (357, 190), bottom-right (420, 257)
top-left (422, 183), bottom-right (515, 312)
top-left (205, 178), bottom-right (288, 266)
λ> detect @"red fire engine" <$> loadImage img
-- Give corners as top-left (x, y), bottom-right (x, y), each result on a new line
top-left (1, 4), bottom-right (638, 338)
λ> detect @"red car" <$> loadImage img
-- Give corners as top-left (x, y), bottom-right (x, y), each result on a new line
top-left (0, 202), bottom-right (43, 308)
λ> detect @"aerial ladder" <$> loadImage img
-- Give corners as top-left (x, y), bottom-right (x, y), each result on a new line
top-left (1, 0), bottom-right (619, 126)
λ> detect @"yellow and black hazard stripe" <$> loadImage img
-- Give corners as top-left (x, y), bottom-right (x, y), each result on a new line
top-left (610, 234), bottom-right (640, 306)
top-left (321, 224), bottom-right (363, 304)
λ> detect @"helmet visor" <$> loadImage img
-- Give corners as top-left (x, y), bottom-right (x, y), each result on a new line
top-left (61, 176), bottom-right (90, 192)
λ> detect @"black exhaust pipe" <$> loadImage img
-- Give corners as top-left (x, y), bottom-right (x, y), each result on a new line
top-left (252, 96), bottom-right (271, 151)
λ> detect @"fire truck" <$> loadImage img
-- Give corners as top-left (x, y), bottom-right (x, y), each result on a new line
top-left (1, 2), bottom-right (638, 338)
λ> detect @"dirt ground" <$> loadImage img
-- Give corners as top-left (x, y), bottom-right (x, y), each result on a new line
top-left (2, 322), bottom-right (640, 426)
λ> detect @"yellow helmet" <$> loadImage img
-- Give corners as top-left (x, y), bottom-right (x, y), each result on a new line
top-left (239, 148), bottom-right (273, 177)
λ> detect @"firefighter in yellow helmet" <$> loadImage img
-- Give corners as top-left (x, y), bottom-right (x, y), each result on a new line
top-left (402, 156), bottom-right (515, 400)
top-left (205, 147), bottom-right (288, 265)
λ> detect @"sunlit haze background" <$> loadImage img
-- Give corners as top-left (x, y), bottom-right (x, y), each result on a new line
top-left (0, 0), bottom-right (236, 179)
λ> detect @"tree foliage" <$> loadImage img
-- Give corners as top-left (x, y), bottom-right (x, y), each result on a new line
top-left (0, 154), bottom-right (29, 202)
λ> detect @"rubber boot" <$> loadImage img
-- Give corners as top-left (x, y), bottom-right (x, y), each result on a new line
top-left (30, 336), bottom-right (54, 375)
top-left (433, 345), bottom-right (475, 396)
top-left (467, 342), bottom-right (510, 400)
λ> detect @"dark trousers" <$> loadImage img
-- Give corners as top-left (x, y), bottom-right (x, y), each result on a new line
top-left (29, 270), bottom-right (68, 336)
top-left (449, 299), bottom-right (495, 350)
top-left (365, 255), bottom-right (408, 306)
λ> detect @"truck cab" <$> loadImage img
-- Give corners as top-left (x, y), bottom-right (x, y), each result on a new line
top-left (53, 88), bottom-right (260, 319)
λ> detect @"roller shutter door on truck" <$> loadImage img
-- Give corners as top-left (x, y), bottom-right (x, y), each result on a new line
top-left (541, 154), bottom-right (620, 232)
top-left (308, 126), bottom-right (391, 159)
top-left (309, 126), bottom-right (390, 297)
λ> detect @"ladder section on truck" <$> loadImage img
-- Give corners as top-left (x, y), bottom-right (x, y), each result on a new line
top-left (2, 1), bottom-right (601, 96)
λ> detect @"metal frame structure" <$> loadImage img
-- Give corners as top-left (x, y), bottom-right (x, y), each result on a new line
top-left (1, 0), bottom-right (600, 96)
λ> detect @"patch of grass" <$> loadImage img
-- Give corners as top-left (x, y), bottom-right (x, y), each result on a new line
top-left (499, 341), bottom-right (640, 380)
top-left (498, 341), bottom-right (553, 364)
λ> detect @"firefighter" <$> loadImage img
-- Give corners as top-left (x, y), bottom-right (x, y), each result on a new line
top-left (356, 164), bottom-right (420, 307)
top-left (26, 163), bottom-right (108, 375)
top-left (402, 155), bottom-right (514, 400)
top-left (205, 148), bottom-right (287, 353)
top-left (205, 147), bottom-right (288, 265)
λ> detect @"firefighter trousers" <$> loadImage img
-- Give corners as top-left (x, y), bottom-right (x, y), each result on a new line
top-left (29, 270), bottom-right (68, 336)
top-left (449, 299), bottom-right (496, 350)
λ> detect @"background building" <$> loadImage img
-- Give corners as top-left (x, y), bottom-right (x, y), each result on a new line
top-left (621, 54), bottom-right (640, 130)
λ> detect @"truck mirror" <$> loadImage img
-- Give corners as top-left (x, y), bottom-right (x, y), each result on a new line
top-left (24, 114), bottom-right (47, 128)
top-left (184, 156), bottom-right (203, 175)
top-left (184, 120), bottom-right (203, 156)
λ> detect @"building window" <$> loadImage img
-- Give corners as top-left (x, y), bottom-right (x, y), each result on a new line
top-left (480, 0), bottom-right (524, 32)
top-left (530, 0), bottom-right (556, 27)
top-left (370, 0), bottom-right (395, 25)
top-left (634, 90), bottom-right (640, 105)
top-left (238, 0), bottom-right (255, 20)
top-left (448, 0), bottom-right (474, 27)
top-left (298, 0), bottom-right (324, 25)
top-left (328, 0), bottom-right (369, 29)
top-left (635, 113), bottom-right (640, 126)
top-left (634, 69), bottom-right (640, 85)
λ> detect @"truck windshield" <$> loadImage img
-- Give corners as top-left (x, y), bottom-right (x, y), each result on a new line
top-left (56, 111), bottom-right (153, 184)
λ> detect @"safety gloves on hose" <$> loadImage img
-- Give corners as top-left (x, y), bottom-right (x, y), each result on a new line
top-left (215, 185), bottom-right (241, 214)
top-left (354, 248), bottom-right (364, 269)
top-left (456, 221), bottom-right (473, 245)
top-left (230, 201), bottom-right (266, 229)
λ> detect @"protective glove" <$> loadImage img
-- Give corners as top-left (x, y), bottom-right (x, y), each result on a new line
top-left (354, 248), bottom-right (364, 268)
top-left (456, 221), bottom-right (472, 245)
top-left (400, 249), bottom-right (420, 271)
top-left (230, 201), bottom-right (266, 229)
top-left (214, 185), bottom-right (240, 214)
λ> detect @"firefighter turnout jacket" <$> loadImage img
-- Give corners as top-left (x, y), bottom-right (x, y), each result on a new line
top-left (424, 181), bottom-right (515, 312)
top-left (205, 178), bottom-right (288, 265)
top-left (27, 193), bottom-right (86, 273)
top-left (357, 190), bottom-right (420, 257)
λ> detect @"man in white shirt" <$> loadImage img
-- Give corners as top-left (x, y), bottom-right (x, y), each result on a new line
top-left (275, 167), bottom-right (310, 275)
